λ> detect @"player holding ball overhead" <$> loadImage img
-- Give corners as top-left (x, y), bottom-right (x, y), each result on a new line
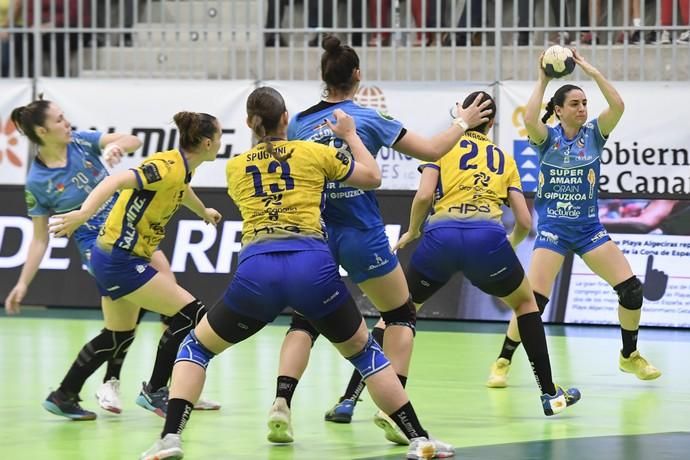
top-left (486, 49), bottom-right (662, 388)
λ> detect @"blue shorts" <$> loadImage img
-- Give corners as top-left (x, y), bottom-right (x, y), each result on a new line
top-left (90, 246), bottom-right (158, 300)
top-left (409, 222), bottom-right (524, 297)
top-left (222, 248), bottom-right (350, 323)
top-left (326, 223), bottom-right (399, 284)
top-left (73, 229), bottom-right (99, 275)
top-left (534, 221), bottom-right (610, 256)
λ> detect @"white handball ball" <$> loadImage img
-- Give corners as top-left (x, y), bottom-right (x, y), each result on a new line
top-left (541, 45), bottom-right (575, 79)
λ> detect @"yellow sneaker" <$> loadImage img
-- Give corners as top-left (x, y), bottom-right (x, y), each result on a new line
top-left (486, 358), bottom-right (511, 388)
top-left (619, 350), bottom-right (662, 380)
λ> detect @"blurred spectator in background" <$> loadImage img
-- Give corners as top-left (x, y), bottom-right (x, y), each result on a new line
top-left (264, 0), bottom-right (334, 47)
top-left (517, 0), bottom-right (575, 45)
top-left (455, 0), bottom-right (483, 46)
top-left (95, 0), bottom-right (136, 47)
top-left (655, 0), bottom-right (690, 44)
top-left (0, 0), bottom-right (22, 77)
top-left (26, 0), bottom-right (92, 77)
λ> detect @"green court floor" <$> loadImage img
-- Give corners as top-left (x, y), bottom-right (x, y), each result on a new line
top-left (0, 310), bottom-right (688, 460)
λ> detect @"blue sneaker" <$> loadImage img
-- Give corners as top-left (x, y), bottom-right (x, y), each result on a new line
top-left (541, 385), bottom-right (581, 416)
top-left (135, 382), bottom-right (168, 418)
top-left (324, 398), bottom-right (355, 423)
top-left (42, 390), bottom-right (97, 421)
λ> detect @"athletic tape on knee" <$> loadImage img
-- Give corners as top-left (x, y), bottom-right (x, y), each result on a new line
top-left (347, 333), bottom-right (390, 380)
top-left (615, 276), bottom-right (643, 310)
top-left (381, 299), bottom-right (417, 335)
top-left (534, 292), bottom-right (549, 315)
top-left (175, 330), bottom-right (215, 369)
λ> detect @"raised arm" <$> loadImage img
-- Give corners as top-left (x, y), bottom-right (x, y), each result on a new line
top-left (49, 170), bottom-right (139, 237)
top-left (393, 95), bottom-right (493, 161)
top-left (4, 216), bottom-right (49, 314)
top-left (394, 166), bottom-right (438, 251)
top-left (182, 185), bottom-right (222, 225)
top-left (524, 55), bottom-right (551, 145)
top-left (572, 49), bottom-right (624, 136)
top-left (99, 132), bottom-right (143, 167)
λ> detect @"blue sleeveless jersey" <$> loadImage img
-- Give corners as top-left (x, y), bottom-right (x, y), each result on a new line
top-left (288, 100), bottom-right (404, 229)
top-left (533, 119), bottom-right (607, 226)
top-left (24, 131), bottom-right (116, 257)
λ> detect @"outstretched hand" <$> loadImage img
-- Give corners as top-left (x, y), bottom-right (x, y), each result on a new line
top-left (325, 109), bottom-right (357, 139)
top-left (393, 230), bottom-right (421, 252)
top-left (48, 211), bottom-right (87, 238)
top-left (202, 208), bottom-right (222, 226)
top-left (454, 94), bottom-right (493, 130)
top-left (103, 143), bottom-right (125, 168)
top-left (571, 48), bottom-right (598, 76)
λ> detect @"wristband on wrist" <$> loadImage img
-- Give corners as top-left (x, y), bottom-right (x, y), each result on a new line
top-left (452, 117), bottom-right (469, 131)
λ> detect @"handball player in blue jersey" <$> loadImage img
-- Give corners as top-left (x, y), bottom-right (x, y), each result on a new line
top-left (486, 49), bottom-right (661, 388)
top-left (270, 34), bottom-right (492, 444)
top-left (142, 87), bottom-right (454, 460)
top-left (4, 98), bottom-right (144, 415)
top-left (395, 91), bottom-right (581, 417)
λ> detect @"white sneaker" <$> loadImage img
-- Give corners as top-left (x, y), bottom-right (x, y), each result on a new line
top-left (193, 397), bottom-right (221, 410)
top-left (140, 434), bottom-right (183, 460)
top-left (267, 399), bottom-right (294, 444)
top-left (654, 30), bottom-right (671, 44)
top-left (95, 378), bottom-right (122, 414)
top-left (373, 410), bottom-right (409, 445)
top-left (677, 31), bottom-right (690, 44)
top-left (407, 436), bottom-right (455, 459)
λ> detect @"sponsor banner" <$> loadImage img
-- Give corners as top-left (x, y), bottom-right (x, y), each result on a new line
top-left (264, 80), bottom-right (492, 190)
top-left (499, 81), bottom-right (690, 195)
top-left (0, 80), bottom-right (32, 184)
top-left (565, 234), bottom-right (690, 328)
top-left (36, 78), bottom-right (256, 188)
top-left (564, 198), bottom-right (690, 328)
top-left (0, 186), bottom-right (464, 318)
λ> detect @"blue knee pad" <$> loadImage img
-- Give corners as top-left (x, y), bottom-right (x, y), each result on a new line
top-left (347, 333), bottom-right (391, 380)
top-left (175, 330), bottom-right (215, 370)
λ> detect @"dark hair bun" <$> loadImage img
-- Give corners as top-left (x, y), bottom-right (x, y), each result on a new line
top-left (322, 35), bottom-right (341, 53)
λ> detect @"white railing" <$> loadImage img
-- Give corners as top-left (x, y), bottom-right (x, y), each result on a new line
top-left (0, 0), bottom-right (688, 81)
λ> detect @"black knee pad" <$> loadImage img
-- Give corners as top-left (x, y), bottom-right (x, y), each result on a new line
top-left (534, 291), bottom-right (549, 315)
top-left (406, 265), bottom-right (444, 304)
top-left (287, 312), bottom-right (321, 346)
top-left (380, 298), bottom-right (417, 335)
top-left (206, 301), bottom-right (266, 344)
top-left (162, 299), bottom-right (207, 346)
top-left (78, 328), bottom-right (136, 366)
top-left (614, 276), bottom-right (643, 310)
top-left (309, 297), bottom-right (362, 344)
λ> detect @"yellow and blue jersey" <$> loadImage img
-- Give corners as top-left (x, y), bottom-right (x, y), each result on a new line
top-left (422, 131), bottom-right (522, 227)
top-left (97, 149), bottom-right (192, 260)
top-left (227, 139), bottom-right (354, 262)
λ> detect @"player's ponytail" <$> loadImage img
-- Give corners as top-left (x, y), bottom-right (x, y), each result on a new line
top-left (542, 84), bottom-right (582, 124)
top-left (173, 111), bottom-right (218, 151)
top-left (10, 96), bottom-right (51, 146)
top-left (246, 87), bottom-right (292, 161)
top-left (320, 34), bottom-right (360, 98)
